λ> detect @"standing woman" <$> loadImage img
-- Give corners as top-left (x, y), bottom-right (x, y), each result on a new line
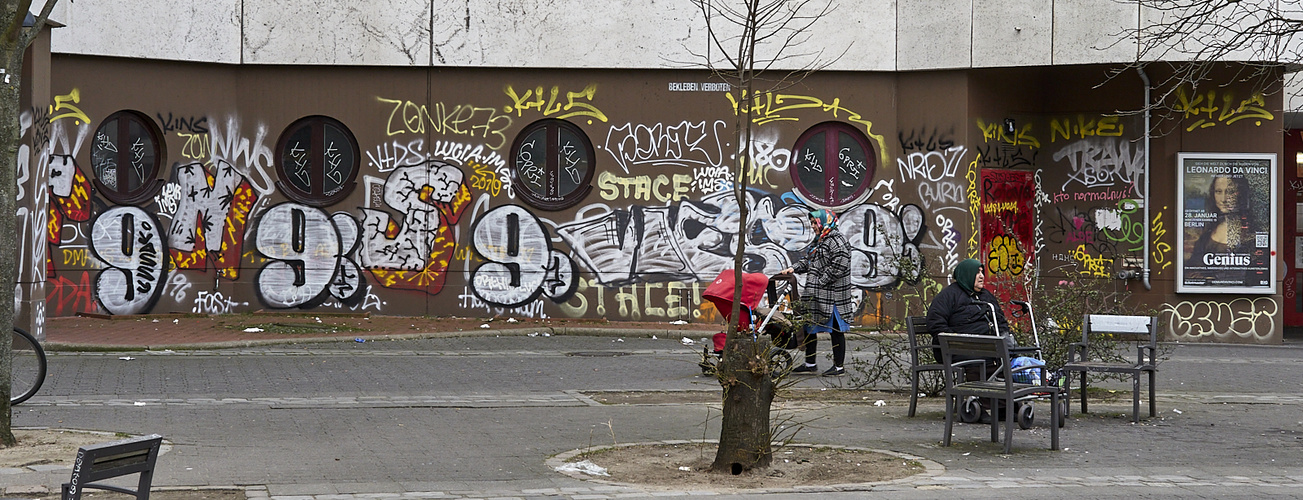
top-left (780, 209), bottom-right (854, 376)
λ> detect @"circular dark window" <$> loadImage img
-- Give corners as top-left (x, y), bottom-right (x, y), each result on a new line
top-left (509, 119), bottom-right (595, 210)
top-left (790, 121), bottom-right (876, 207)
top-left (274, 116), bottom-right (360, 207)
top-left (91, 110), bottom-right (166, 205)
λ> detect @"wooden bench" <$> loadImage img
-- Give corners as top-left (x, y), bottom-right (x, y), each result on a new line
top-left (1061, 314), bottom-right (1159, 423)
top-left (63, 434), bottom-right (164, 500)
top-left (937, 333), bottom-right (1063, 453)
top-left (905, 316), bottom-right (944, 417)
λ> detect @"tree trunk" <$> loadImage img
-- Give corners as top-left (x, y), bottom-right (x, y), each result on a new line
top-left (0, 0), bottom-right (58, 447)
top-left (709, 333), bottom-right (775, 472)
top-left (0, 27), bottom-right (22, 448)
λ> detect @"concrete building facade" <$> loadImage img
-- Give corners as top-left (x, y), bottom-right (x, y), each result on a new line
top-left (13, 1), bottom-right (1296, 344)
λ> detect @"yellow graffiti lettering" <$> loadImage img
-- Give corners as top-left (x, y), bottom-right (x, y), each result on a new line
top-left (966, 155), bottom-right (981, 257)
top-left (1049, 115), bottom-right (1123, 142)
top-left (1151, 207), bottom-right (1172, 273)
top-left (177, 132), bottom-right (210, 160)
top-left (61, 248), bottom-right (91, 266)
top-left (981, 201), bottom-right (1019, 214)
top-left (597, 171), bottom-right (683, 201)
top-left (49, 89), bottom-right (91, 125)
top-left (468, 161), bottom-right (502, 197)
top-left (725, 90), bottom-right (890, 172)
top-left (987, 234), bottom-right (1025, 277)
top-left (502, 83), bottom-right (608, 123)
top-left (1070, 244), bottom-right (1113, 278)
top-left (975, 119), bottom-right (1041, 148)
top-left (377, 96), bottom-right (512, 149)
top-left (1175, 86), bottom-right (1274, 131)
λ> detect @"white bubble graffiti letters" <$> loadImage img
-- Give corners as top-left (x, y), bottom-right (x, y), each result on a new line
top-left (469, 205), bottom-right (577, 307)
top-left (254, 204), bottom-right (364, 308)
top-left (89, 207), bottom-right (167, 315)
top-left (360, 160), bottom-right (464, 270)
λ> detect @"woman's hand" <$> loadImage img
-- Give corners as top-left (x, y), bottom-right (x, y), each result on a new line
top-left (779, 268), bottom-right (794, 275)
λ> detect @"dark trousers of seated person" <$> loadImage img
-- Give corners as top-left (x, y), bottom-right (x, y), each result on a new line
top-left (958, 356), bottom-right (1000, 383)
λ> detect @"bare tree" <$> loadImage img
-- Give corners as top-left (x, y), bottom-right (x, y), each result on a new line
top-left (1116, 1), bottom-right (1302, 131)
top-left (0, 0), bottom-right (58, 447)
top-left (685, 0), bottom-right (835, 473)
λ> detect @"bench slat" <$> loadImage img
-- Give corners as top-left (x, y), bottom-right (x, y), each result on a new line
top-left (1087, 315), bottom-right (1152, 334)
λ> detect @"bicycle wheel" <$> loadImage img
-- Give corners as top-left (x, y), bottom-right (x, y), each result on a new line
top-left (768, 348), bottom-right (793, 380)
top-left (11, 327), bottom-right (47, 405)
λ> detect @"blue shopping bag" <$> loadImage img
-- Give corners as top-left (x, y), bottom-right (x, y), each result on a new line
top-left (1011, 356), bottom-right (1045, 384)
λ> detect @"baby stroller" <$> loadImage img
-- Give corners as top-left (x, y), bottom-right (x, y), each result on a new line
top-left (697, 270), bottom-right (802, 378)
top-left (958, 299), bottom-right (1066, 429)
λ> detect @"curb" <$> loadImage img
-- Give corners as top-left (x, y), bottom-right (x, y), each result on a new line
top-left (545, 440), bottom-right (945, 494)
top-left (43, 326), bottom-right (724, 352)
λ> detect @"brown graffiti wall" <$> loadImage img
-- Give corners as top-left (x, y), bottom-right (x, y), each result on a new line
top-left (26, 55), bottom-right (1285, 343)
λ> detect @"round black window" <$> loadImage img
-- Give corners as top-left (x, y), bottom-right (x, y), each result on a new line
top-left (91, 110), bottom-right (166, 205)
top-left (509, 119), bottom-right (595, 210)
top-left (274, 116), bottom-right (360, 207)
top-left (790, 121), bottom-right (876, 207)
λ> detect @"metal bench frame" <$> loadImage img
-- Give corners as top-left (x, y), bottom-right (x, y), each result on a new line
top-left (1061, 314), bottom-right (1159, 423)
top-left (905, 316), bottom-right (944, 417)
top-left (63, 434), bottom-right (164, 500)
top-left (938, 333), bottom-right (1063, 453)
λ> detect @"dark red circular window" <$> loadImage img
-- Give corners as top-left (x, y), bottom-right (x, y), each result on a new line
top-left (274, 116), bottom-right (360, 207)
top-left (509, 119), bottom-right (595, 210)
top-left (91, 110), bottom-right (166, 205)
top-left (789, 121), bottom-right (876, 207)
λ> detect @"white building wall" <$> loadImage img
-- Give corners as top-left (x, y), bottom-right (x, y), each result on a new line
top-left (972, 0), bottom-right (1053, 68)
top-left (1052, 0), bottom-right (1137, 65)
top-left (896, 0), bottom-right (971, 70)
top-left (34, 0), bottom-right (1277, 75)
top-left (47, 0), bottom-right (242, 64)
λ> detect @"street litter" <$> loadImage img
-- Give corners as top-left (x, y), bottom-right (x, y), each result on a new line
top-left (507, 318), bottom-right (518, 323)
top-left (681, 337), bottom-right (694, 345)
top-left (554, 460), bottom-right (609, 476)
top-left (614, 338), bottom-right (624, 342)
top-left (172, 319), bottom-right (179, 324)
top-left (151, 319), bottom-right (159, 323)
top-left (354, 338), bottom-right (365, 343)
top-left (528, 332), bottom-right (539, 337)
top-left (480, 324), bottom-right (491, 329)
top-left (1173, 409), bottom-right (1183, 414)
top-left (874, 400), bottom-right (886, 407)
top-left (651, 335), bottom-right (657, 339)
top-left (678, 466), bottom-right (691, 471)
top-left (243, 327), bottom-right (264, 333)
top-left (314, 317), bottom-right (322, 323)
top-left (670, 320), bottom-right (687, 325)
top-left (119, 356), bottom-right (135, 361)
top-left (133, 402), bottom-right (146, 406)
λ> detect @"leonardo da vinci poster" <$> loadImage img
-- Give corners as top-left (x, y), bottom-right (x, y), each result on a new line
top-left (1177, 152), bottom-right (1277, 294)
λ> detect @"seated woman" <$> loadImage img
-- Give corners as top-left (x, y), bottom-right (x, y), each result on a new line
top-left (926, 258), bottom-right (1015, 381)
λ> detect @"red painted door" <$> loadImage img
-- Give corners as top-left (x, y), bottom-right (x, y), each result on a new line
top-left (1283, 130), bottom-right (1303, 327)
top-left (980, 169), bottom-right (1036, 306)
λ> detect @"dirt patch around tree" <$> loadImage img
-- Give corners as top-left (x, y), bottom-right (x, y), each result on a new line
top-left (551, 442), bottom-right (933, 492)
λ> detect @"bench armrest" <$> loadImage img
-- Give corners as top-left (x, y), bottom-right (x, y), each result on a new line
top-left (1137, 345), bottom-right (1157, 366)
top-left (1067, 342), bottom-right (1087, 363)
top-left (945, 359), bottom-right (986, 382)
